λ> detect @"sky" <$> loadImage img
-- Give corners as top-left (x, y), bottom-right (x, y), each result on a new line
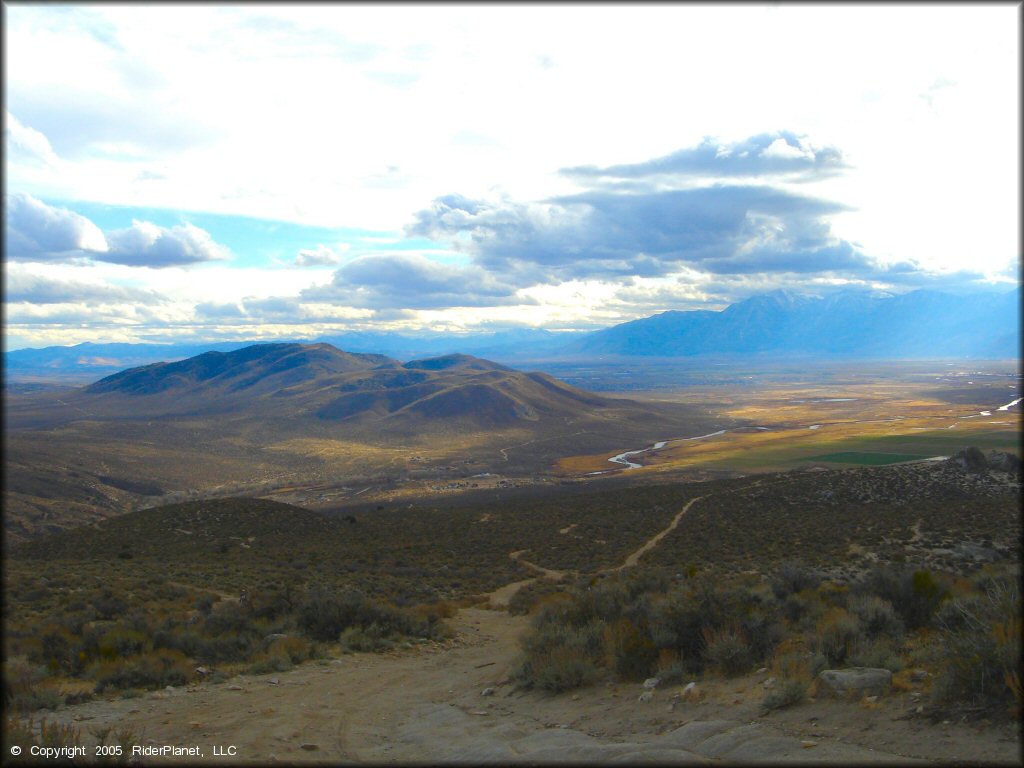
top-left (3, 4), bottom-right (1020, 351)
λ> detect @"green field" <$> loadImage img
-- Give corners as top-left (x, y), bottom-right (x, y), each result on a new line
top-left (698, 428), bottom-right (1020, 472)
top-left (804, 451), bottom-right (930, 466)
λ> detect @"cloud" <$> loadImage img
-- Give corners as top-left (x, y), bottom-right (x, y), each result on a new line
top-left (5, 112), bottom-right (60, 166)
top-left (4, 270), bottom-right (166, 304)
top-left (409, 183), bottom-right (874, 283)
top-left (561, 132), bottom-right (847, 183)
top-left (4, 192), bottom-right (108, 259)
top-left (294, 244), bottom-right (348, 267)
top-left (303, 252), bottom-right (529, 309)
top-left (101, 221), bottom-right (230, 267)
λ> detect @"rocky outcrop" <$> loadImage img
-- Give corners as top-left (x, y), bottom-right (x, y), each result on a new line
top-left (816, 667), bottom-right (892, 698)
top-left (949, 448), bottom-right (1022, 478)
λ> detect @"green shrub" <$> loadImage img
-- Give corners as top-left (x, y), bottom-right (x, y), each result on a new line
top-left (93, 649), bottom-right (193, 693)
top-left (340, 623), bottom-right (394, 653)
top-left (702, 627), bottom-right (753, 677)
top-left (861, 567), bottom-right (948, 630)
top-left (848, 636), bottom-right (904, 672)
top-left (98, 628), bottom-right (149, 660)
top-left (771, 562), bottom-right (821, 600)
top-left (848, 595), bottom-right (904, 640)
top-left (814, 608), bottom-right (862, 666)
top-left (514, 619), bottom-right (603, 692)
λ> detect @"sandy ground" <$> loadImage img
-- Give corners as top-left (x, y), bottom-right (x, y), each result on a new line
top-left (32, 496), bottom-right (1022, 765)
top-left (44, 605), bottom-right (1020, 765)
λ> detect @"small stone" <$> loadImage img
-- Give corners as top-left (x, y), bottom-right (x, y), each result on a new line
top-left (480, 687), bottom-right (495, 697)
top-left (682, 682), bottom-right (700, 701)
top-left (864, 695), bottom-right (878, 704)
top-left (571, 694), bottom-right (580, 701)
top-left (756, 667), bottom-right (769, 675)
top-left (227, 685), bottom-right (244, 691)
top-left (638, 691), bottom-right (654, 703)
top-left (299, 743), bottom-right (319, 751)
top-left (910, 669), bottom-right (929, 682)
top-left (165, 685), bottom-right (175, 692)
top-left (195, 666), bottom-right (210, 676)
top-left (470, 710), bottom-right (489, 716)
top-left (763, 676), bottom-right (776, 689)
top-left (642, 677), bottom-right (661, 690)
top-left (801, 740), bottom-right (818, 749)
top-left (268, 677), bottom-right (280, 685)
top-left (189, 722), bottom-right (201, 729)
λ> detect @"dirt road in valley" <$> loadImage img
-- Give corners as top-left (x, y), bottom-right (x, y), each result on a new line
top-left (38, 498), bottom-right (1019, 764)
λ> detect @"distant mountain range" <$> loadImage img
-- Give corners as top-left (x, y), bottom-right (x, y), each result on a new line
top-left (566, 287), bottom-right (1021, 359)
top-left (4, 288), bottom-right (1019, 383)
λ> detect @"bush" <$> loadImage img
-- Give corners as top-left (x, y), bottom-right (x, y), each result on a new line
top-left (814, 608), bottom-right (862, 666)
top-left (340, 623), bottom-right (394, 653)
top-left (702, 627), bottom-right (753, 677)
top-left (848, 636), bottom-right (904, 672)
top-left (771, 562), bottom-right (821, 600)
top-left (93, 649), bottom-right (193, 693)
top-left (514, 619), bottom-right (602, 692)
top-left (931, 573), bottom-right (1021, 716)
top-left (861, 567), bottom-right (948, 630)
top-left (603, 618), bottom-right (657, 680)
top-left (848, 595), bottom-right (903, 640)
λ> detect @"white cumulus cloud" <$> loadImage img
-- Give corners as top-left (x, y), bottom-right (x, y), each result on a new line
top-left (102, 220), bottom-right (230, 267)
top-left (4, 192), bottom-right (108, 259)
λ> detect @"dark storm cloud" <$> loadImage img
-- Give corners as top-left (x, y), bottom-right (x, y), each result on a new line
top-left (562, 132), bottom-right (847, 183)
top-left (302, 253), bottom-right (531, 310)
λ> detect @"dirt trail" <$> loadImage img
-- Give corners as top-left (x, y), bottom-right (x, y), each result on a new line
top-left (604, 495), bottom-right (705, 572)
top-left (38, 496), bottom-right (1019, 764)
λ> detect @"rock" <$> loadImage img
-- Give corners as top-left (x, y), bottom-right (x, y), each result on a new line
top-left (264, 633), bottom-right (289, 644)
top-left (801, 740), bottom-right (818, 749)
top-left (950, 447), bottom-right (988, 474)
top-left (481, 687), bottom-right (495, 697)
top-left (268, 677), bottom-right (280, 685)
top-left (817, 668), bottom-right (892, 698)
top-left (756, 667), bottom-right (769, 675)
top-left (910, 669), bottom-right (929, 682)
top-left (226, 685), bottom-right (244, 691)
top-left (638, 691), bottom-right (654, 703)
top-left (299, 743), bottom-right (319, 751)
top-left (986, 450), bottom-right (1022, 477)
top-left (642, 677), bottom-right (662, 690)
top-left (682, 682), bottom-right (700, 701)
top-left (763, 676), bottom-right (776, 689)
top-left (195, 666), bottom-right (210, 676)
top-left (955, 543), bottom-right (998, 562)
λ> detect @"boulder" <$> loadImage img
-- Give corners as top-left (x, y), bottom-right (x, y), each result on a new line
top-left (817, 668), bottom-right (892, 698)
